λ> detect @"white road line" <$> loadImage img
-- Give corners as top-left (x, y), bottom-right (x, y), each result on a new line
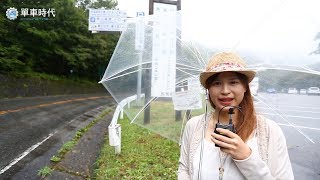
top-left (254, 96), bottom-right (316, 143)
top-left (277, 123), bottom-right (320, 131)
top-left (294, 127), bottom-right (315, 144)
top-left (0, 108), bottom-right (95, 174)
top-left (257, 109), bottom-right (316, 143)
top-left (256, 103), bottom-right (320, 110)
top-left (256, 107), bottom-right (320, 114)
top-left (256, 104), bottom-right (320, 112)
top-left (255, 95), bottom-right (320, 110)
top-left (277, 105), bottom-right (320, 110)
top-left (0, 133), bottom-right (54, 175)
top-left (279, 123), bottom-right (316, 144)
top-left (260, 112), bottom-right (320, 120)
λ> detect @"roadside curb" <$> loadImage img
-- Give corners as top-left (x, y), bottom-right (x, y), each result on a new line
top-left (44, 107), bottom-right (114, 179)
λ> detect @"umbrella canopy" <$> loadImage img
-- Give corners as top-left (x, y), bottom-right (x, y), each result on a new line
top-left (100, 11), bottom-right (206, 143)
top-left (100, 2), bottom-right (320, 178)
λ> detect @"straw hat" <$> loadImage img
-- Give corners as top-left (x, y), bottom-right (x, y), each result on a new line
top-left (200, 52), bottom-right (256, 88)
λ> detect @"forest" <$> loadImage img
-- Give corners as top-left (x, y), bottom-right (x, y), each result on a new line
top-left (0, 0), bottom-right (120, 81)
top-left (1, 0), bottom-right (320, 89)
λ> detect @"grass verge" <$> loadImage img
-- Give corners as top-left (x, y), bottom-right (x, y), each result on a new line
top-left (0, 72), bottom-right (105, 99)
top-left (125, 98), bottom-right (207, 143)
top-left (37, 107), bottom-right (112, 177)
top-left (94, 116), bottom-right (181, 179)
top-left (37, 166), bottom-right (53, 178)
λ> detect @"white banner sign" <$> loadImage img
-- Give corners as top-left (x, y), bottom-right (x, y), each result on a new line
top-left (151, 4), bottom-right (177, 97)
top-left (172, 91), bottom-right (203, 110)
top-left (188, 77), bottom-right (201, 91)
top-left (88, 9), bottom-right (127, 31)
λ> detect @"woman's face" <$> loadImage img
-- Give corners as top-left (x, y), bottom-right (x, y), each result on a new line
top-left (208, 72), bottom-right (247, 111)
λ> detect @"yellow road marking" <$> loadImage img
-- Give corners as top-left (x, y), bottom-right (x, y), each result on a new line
top-left (0, 95), bottom-right (112, 116)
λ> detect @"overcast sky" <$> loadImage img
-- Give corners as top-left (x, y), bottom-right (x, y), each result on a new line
top-left (117, 0), bottom-right (320, 65)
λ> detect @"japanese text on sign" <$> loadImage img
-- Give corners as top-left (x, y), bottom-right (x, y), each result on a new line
top-left (88, 9), bottom-right (127, 32)
top-left (151, 4), bottom-right (177, 97)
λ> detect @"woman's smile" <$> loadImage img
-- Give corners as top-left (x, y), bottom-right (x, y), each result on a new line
top-left (208, 72), bottom-right (246, 110)
top-left (219, 97), bottom-right (234, 106)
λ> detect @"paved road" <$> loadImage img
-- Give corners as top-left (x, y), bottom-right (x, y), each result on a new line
top-left (0, 94), bottom-right (115, 179)
top-left (1, 93), bottom-right (319, 179)
top-left (256, 93), bottom-right (320, 179)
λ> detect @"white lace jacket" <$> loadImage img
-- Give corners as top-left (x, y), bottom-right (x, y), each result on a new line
top-left (177, 114), bottom-right (294, 180)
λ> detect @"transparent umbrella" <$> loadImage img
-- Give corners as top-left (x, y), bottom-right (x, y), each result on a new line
top-left (234, 2), bottom-right (320, 179)
top-left (99, 8), bottom-right (265, 144)
top-left (100, 11), bottom-right (207, 144)
top-left (100, 1), bottom-right (320, 178)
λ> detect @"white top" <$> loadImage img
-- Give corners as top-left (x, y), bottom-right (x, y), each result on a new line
top-left (178, 114), bottom-right (294, 180)
top-left (192, 136), bottom-right (258, 180)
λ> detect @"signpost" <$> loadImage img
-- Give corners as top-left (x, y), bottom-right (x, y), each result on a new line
top-left (136, 12), bottom-right (145, 105)
top-left (151, 4), bottom-right (177, 97)
top-left (88, 9), bottom-right (127, 32)
top-left (144, 0), bottom-right (181, 124)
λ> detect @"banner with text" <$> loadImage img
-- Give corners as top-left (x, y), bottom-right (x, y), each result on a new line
top-left (151, 4), bottom-right (177, 97)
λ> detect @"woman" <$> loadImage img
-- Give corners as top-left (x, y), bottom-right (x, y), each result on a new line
top-left (178, 52), bottom-right (294, 180)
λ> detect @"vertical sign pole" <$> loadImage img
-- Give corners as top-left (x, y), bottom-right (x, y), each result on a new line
top-left (143, 0), bottom-right (154, 124)
top-left (136, 12), bottom-right (145, 106)
top-left (175, 0), bottom-right (182, 121)
top-left (145, 0), bottom-right (181, 124)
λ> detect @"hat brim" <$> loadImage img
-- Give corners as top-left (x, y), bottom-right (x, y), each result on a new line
top-left (200, 70), bottom-right (256, 88)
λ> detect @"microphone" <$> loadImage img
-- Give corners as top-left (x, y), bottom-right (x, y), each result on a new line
top-left (214, 106), bottom-right (237, 147)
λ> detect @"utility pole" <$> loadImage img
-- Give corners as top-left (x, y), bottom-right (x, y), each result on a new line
top-left (144, 0), bottom-right (181, 124)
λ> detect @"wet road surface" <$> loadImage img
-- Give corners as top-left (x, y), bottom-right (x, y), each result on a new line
top-left (256, 93), bottom-right (320, 179)
top-left (0, 94), bottom-right (116, 179)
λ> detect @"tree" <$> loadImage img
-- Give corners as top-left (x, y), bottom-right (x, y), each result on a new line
top-left (0, 0), bottom-right (120, 81)
top-left (76, 0), bottom-right (118, 11)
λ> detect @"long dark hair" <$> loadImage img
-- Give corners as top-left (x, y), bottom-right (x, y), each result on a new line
top-left (205, 72), bottom-right (257, 142)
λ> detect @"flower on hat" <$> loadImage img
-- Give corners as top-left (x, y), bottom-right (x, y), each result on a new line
top-left (200, 52), bottom-right (256, 88)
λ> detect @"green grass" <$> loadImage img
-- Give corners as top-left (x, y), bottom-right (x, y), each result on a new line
top-left (38, 166), bottom-right (53, 177)
top-left (37, 108), bottom-right (113, 178)
top-left (0, 72), bottom-right (105, 99)
top-left (5, 71), bottom-right (97, 84)
top-left (94, 116), bottom-right (181, 179)
top-left (125, 98), bottom-right (207, 142)
top-left (54, 108), bottom-right (112, 159)
top-left (58, 141), bottom-right (76, 154)
top-left (50, 156), bottom-right (61, 162)
top-left (37, 99), bottom-right (208, 179)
